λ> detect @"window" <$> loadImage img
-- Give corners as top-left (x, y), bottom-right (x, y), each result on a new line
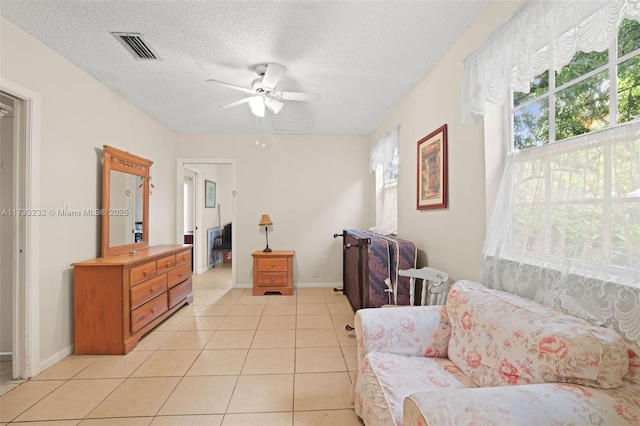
top-left (478, 5), bottom-right (640, 351)
top-left (373, 151), bottom-right (398, 235)
top-left (512, 19), bottom-right (640, 151)
top-left (370, 126), bottom-right (399, 235)
top-left (502, 19), bottom-right (640, 272)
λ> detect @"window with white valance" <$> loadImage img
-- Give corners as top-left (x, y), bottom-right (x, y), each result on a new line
top-left (463, 0), bottom-right (640, 123)
top-left (469, 0), bottom-right (640, 348)
top-left (370, 125), bottom-right (400, 235)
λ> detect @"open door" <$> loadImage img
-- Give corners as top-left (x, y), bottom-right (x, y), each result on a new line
top-left (183, 166), bottom-right (200, 273)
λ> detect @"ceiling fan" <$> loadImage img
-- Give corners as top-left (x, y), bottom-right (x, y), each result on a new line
top-left (207, 63), bottom-right (321, 117)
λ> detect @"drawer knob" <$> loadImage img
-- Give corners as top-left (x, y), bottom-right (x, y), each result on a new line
top-left (143, 271), bottom-right (147, 276)
top-left (150, 286), bottom-right (156, 292)
top-left (270, 278), bottom-right (274, 282)
top-left (166, 261), bottom-right (170, 266)
top-left (151, 308), bottom-right (156, 314)
top-left (270, 263), bottom-right (275, 267)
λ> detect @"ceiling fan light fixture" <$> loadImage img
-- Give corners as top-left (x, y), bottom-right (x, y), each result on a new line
top-left (264, 97), bottom-right (283, 114)
top-left (249, 96), bottom-right (265, 117)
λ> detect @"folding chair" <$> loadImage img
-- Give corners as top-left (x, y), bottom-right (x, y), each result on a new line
top-left (398, 267), bottom-right (450, 305)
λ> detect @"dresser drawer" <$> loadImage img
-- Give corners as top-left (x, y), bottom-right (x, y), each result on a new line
top-left (130, 294), bottom-right (168, 333)
top-left (168, 278), bottom-right (192, 308)
top-left (130, 274), bottom-right (167, 310)
top-left (175, 250), bottom-right (191, 266)
top-left (257, 257), bottom-right (288, 272)
top-left (257, 272), bottom-right (288, 287)
top-left (167, 263), bottom-right (191, 288)
top-left (130, 261), bottom-right (157, 287)
top-left (156, 255), bottom-right (176, 275)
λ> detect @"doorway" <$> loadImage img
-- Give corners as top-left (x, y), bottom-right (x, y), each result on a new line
top-left (177, 159), bottom-right (236, 286)
top-left (183, 167), bottom-right (198, 272)
top-left (1, 94), bottom-right (16, 366)
top-left (0, 80), bottom-right (42, 381)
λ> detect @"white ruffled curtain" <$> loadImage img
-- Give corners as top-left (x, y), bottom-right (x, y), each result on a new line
top-left (370, 126), bottom-right (399, 173)
top-left (370, 126), bottom-right (400, 235)
top-left (463, 0), bottom-right (640, 123)
top-left (481, 121), bottom-right (640, 346)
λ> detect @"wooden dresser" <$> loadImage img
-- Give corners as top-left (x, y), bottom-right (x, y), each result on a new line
top-left (252, 250), bottom-right (294, 295)
top-left (72, 244), bottom-right (193, 354)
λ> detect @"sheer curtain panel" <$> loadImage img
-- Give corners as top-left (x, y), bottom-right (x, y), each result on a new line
top-left (482, 121), bottom-right (640, 347)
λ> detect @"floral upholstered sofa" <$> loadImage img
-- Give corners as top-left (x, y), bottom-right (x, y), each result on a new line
top-left (353, 280), bottom-right (640, 426)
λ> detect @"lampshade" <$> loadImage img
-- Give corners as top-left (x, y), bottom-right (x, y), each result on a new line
top-left (259, 214), bottom-right (273, 226)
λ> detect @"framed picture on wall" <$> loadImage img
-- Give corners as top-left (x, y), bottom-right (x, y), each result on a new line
top-left (205, 180), bottom-right (216, 208)
top-left (417, 124), bottom-right (448, 210)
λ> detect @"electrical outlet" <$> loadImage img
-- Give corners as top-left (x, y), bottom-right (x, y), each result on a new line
top-left (322, 256), bottom-right (329, 264)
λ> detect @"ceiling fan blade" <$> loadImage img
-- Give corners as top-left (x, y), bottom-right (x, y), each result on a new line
top-left (219, 97), bottom-right (252, 109)
top-left (261, 63), bottom-right (285, 91)
top-left (207, 79), bottom-right (255, 95)
top-left (277, 91), bottom-right (321, 102)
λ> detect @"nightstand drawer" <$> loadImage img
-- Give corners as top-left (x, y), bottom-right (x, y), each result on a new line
top-left (257, 258), bottom-right (288, 272)
top-left (257, 272), bottom-right (288, 287)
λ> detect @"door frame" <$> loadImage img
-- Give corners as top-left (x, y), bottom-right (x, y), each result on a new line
top-left (176, 158), bottom-right (236, 286)
top-left (183, 165), bottom-right (201, 274)
top-left (1, 78), bottom-right (42, 378)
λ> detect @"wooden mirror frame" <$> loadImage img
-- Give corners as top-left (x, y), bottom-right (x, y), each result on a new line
top-left (101, 145), bottom-right (153, 257)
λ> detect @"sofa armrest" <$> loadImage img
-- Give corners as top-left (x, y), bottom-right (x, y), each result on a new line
top-left (355, 305), bottom-right (451, 365)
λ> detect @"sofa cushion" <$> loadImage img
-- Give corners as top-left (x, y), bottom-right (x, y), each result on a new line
top-left (404, 381), bottom-right (640, 426)
top-left (446, 280), bottom-right (628, 388)
top-left (625, 344), bottom-right (640, 385)
top-left (355, 352), bottom-right (476, 426)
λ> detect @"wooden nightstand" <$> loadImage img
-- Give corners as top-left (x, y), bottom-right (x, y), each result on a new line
top-left (252, 250), bottom-right (294, 295)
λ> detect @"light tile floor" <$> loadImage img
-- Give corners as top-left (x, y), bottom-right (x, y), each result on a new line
top-left (0, 265), bottom-right (362, 425)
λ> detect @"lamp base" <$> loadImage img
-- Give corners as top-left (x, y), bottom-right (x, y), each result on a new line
top-left (263, 247), bottom-right (272, 253)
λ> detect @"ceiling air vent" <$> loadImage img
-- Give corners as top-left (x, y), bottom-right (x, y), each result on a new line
top-left (269, 118), bottom-right (313, 134)
top-left (111, 32), bottom-right (160, 60)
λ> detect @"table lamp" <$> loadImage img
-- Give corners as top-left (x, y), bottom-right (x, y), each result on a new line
top-left (259, 214), bottom-right (273, 252)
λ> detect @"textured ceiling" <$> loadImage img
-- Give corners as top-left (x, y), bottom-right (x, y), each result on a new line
top-left (0, 1), bottom-right (489, 135)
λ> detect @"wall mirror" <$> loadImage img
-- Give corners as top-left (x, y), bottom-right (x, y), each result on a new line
top-left (101, 145), bottom-right (152, 257)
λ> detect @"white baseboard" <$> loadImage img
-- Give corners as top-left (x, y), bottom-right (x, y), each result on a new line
top-left (296, 282), bottom-right (342, 288)
top-left (39, 344), bottom-right (74, 373)
top-left (235, 282), bottom-right (342, 290)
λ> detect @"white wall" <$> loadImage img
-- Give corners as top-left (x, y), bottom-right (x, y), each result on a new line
top-left (370, 0), bottom-right (521, 282)
top-left (1, 17), bottom-right (178, 368)
top-left (176, 133), bottom-right (371, 287)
